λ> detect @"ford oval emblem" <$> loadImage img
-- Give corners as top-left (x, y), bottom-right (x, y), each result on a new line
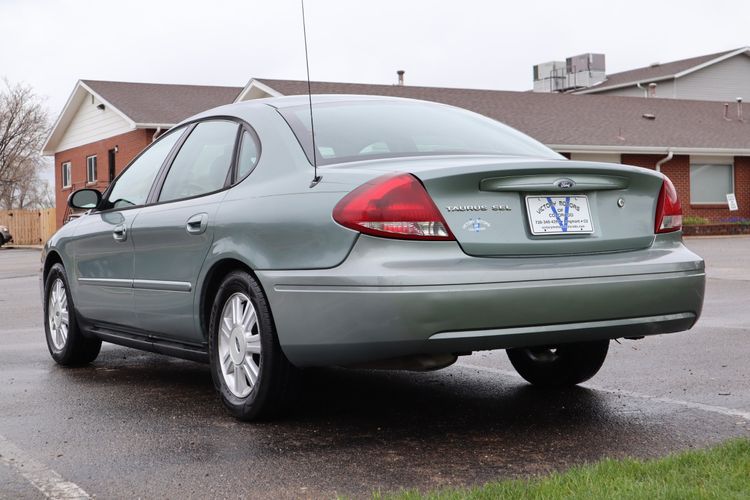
top-left (555, 178), bottom-right (576, 189)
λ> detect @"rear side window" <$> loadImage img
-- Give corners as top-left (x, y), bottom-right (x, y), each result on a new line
top-left (236, 130), bottom-right (259, 179)
top-left (159, 121), bottom-right (239, 202)
top-left (105, 128), bottom-right (183, 209)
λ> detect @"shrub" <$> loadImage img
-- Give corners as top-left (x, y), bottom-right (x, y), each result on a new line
top-left (682, 215), bottom-right (709, 225)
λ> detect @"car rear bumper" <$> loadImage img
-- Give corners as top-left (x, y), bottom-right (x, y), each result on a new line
top-left (257, 233), bottom-right (705, 367)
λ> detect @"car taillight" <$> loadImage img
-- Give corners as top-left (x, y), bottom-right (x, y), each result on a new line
top-left (655, 175), bottom-right (682, 233)
top-left (333, 173), bottom-right (455, 240)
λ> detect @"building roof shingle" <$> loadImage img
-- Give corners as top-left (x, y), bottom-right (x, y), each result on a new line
top-left (255, 78), bottom-right (750, 152)
top-left (45, 76), bottom-right (750, 155)
top-left (82, 80), bottom-right (242, 125)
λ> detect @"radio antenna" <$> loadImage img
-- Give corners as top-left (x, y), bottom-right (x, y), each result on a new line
top-left (301, 0), bottom-right (321, 187)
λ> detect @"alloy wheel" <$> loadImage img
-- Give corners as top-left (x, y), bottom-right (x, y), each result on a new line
top-left (48, 278), bottom-right (70, 351)
top-left (217, 292), bottom-right (262, 398)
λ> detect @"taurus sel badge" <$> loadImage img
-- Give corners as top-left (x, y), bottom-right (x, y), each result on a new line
top-left (555, 178), bottom-right (576, 189)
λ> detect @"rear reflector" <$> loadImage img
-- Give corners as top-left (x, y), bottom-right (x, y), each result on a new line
top-left (333, 173), bottom-right (455, 240)
top-left (655, 175), bottom-right (682, 233)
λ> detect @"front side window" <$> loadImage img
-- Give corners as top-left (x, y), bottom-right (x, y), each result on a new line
top-left (62, 162), bottom-right (71, 188)
top-left (689, 163), bottom-right (733, 204)
top-left (104, 128), bottom-right (182, 209)
top-left (158, 121), bottom-right (239, 203)
top-left (86, 156), bottom-right (97, 183)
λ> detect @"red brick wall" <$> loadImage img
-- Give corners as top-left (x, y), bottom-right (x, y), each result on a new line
top-left (54, 129), bottom-right (153, 227)
top-left (621, 154), bottom-right (750, 222)
top-left (733, 157), bottom-right (750, 221)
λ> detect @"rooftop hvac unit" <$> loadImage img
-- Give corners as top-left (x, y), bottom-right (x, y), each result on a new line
top-left (566, 53), bottom-right (606, 73)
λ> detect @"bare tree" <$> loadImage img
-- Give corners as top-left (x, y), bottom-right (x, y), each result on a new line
top-left (0, 79), bottom-right (50, 209)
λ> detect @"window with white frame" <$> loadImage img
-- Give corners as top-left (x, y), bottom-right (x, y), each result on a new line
top-left (86, 155), bottom-right (97, 183)
top-left (62, 162), bottom-right (72, 188)
top-left (689, 160), bottom-right (733, 204)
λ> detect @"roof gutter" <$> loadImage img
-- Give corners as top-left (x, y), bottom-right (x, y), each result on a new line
top-left (547, 145), bottom-right (748, 156)
top-left (655, 149), bottom-right (674, 172)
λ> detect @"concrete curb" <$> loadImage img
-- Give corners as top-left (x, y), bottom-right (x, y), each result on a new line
top-left (1, 245), bottom-right (43, 250)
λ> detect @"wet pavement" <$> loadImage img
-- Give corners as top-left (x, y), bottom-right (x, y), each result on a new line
top-left (1, 238), bottom-right (748, 498)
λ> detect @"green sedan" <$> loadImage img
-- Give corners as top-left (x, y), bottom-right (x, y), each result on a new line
top-left (41, 96), bottom-right (705, 420)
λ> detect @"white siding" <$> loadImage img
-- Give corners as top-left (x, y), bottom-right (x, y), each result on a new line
top-left (56, 96), bottom-right (133, 152)
top-left (569, 153), bottom-right (621, 164)
top-left (676, 54), bottom-right (750, 102)
top-left (587, 53), bottom-right (750, 102)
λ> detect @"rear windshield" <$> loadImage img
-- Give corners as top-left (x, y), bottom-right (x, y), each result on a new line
top-left (277, 100), bottom-right (561, 166)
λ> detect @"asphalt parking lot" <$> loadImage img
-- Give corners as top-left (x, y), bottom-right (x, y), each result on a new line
top-left (1, 237), bottom-right (748, 499)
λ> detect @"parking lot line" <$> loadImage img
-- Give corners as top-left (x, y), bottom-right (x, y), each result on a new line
top-left (0, 434), bottom-right (90, 499)
top-left (458, 362), bottom-right (750, 422)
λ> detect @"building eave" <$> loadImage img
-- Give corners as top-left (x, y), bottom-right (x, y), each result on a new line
top-left (673, 46), bottom-right (750, 78)
top-left (42, 80), bottom-right (137, 156)
top-left (573, 75), bottom-right (674, 95)
top-left (574, 47), bottom-right (750, 95)
top-left (134, 123), bottom-right (177, 129)
top-left (234, 78), bottom-right (284, 102)
top-left (549, 144), bottom-right (750, 156)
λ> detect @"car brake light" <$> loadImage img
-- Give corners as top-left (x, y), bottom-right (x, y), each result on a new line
top-left (333, 173), bottom-right (455, 240)
top-left (655, 175), bottom-right (682, 233)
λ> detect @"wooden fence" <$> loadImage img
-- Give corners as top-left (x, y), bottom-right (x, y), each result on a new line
top-left (0, 208), bottom-right (56, 246)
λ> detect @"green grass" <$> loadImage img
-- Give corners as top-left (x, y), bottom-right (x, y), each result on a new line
top-left (379, 439), bottom-right (750, 500)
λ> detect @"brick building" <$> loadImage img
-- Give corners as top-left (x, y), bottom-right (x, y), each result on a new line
top-left (43, 72), bottom-right (750, 227)
top-left (42, 80), bottom-right (241, 226)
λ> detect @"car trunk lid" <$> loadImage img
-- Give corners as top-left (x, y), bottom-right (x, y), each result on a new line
top-left (406, 156), bottom-right (663, 256)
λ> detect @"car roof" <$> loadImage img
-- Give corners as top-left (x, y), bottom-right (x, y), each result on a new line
top-left (183, 94), bottom-right (452, 126)
top-left (258, 94), bottom-right (423, 109)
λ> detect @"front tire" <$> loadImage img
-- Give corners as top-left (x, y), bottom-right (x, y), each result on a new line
top-left (507, 340), bottom-right (609, 387)
top-left (208, 270), bottom-right (298, 421)
top-left (44, 263), bottom-right (101, 365)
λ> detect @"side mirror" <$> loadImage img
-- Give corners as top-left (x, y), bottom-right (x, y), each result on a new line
top-left (68, 188), bottom-right (102, 210)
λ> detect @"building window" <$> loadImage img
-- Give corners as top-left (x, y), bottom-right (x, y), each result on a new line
top-left (86, 155), bottom-right (97, 183)
top-left (62, 162), bottom-right (72, 188)
top-left (689, 163), bottom-right (733, 204)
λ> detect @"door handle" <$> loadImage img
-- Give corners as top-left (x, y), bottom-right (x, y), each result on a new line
top-left (186, 213), bottom-right (208, 235)
top-left (112, 224), bottom-right (127, 242)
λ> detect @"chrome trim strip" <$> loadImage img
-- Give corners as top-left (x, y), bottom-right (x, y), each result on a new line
top-left (78, 277), bottom-right (132, 288)
top-left (78, 277), bottom-right (191, 292)
top-left (133, 279), bottom-right (192, 292)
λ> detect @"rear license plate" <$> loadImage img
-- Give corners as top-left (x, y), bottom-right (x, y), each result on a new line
top-left (525, 195), bottom-right (594, 235)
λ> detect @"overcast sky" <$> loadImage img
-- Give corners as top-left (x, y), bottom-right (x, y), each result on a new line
top-left (2, 0), bottom-right (750, 186)
top-left (3, 0), bottom-right (750, 118)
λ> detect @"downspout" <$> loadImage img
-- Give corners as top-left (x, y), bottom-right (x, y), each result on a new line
top-left (636, 82), bottom-right (648, 98)
top-left (152, 127), bottom-right (162, 142)
top-left (655, 149), bottom-right (673, 173)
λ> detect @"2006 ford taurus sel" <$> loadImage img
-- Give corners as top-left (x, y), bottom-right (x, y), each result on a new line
top-left (41, 95), bottom-right (705, 420)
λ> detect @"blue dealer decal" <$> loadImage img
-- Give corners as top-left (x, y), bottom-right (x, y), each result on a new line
top-left (462, 218), bottom-right (491, 232)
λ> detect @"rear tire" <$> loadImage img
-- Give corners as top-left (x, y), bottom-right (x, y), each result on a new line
top-left (208, 270), bottom-right (299, 421)
top-left (507, 340), bottom-right (609, 387)
top-left (44, 263), bottom-right (101, 365)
